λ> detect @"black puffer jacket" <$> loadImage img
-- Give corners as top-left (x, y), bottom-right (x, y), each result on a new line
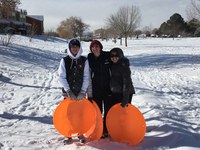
top-left (110, 48), bottom-right (135, 104)
top-left (87, 51), bottom-right (111, 98)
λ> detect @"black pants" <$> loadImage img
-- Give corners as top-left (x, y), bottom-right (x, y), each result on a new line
top-left (93, 93), bottom-right (112, 134)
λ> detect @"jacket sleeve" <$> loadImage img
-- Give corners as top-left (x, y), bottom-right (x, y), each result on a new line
top-left (58, 58), bottom-right (70, 92)
top-left (81, 59), bottom-right (90, 93)
top-left (87, 68), bottom-right (93, 98)
top-left (121, 64), bottom-right (132, 105)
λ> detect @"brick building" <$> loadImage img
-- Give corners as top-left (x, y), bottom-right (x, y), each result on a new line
top-left (26, 15), bottom-right (44, 35)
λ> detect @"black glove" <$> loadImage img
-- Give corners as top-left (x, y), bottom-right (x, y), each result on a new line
top-left (66, 90), bottom-right (76, 100)
top-left (120, 102), bottom-right (128, 108)
top-left (88, 97), bottom-right (93, 103)
top-left (121, 94), bottom-right (129, 108)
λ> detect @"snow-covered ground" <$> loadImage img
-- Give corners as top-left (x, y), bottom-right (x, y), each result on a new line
top-left (0, 35), bottom-right (200, 150)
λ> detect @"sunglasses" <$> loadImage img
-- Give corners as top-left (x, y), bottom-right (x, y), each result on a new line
top-left (110, 54), bottom-right (119, 58)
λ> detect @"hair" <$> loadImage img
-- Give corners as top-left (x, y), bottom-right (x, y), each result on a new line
top-left (90, 40), bottom-right (103, 51)
top-left (69, 38), bottom-right (80, 49)
top-left (110, 47), bottom-right (124, 59)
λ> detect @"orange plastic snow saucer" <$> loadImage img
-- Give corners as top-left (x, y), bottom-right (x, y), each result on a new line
top-left (106, 103), bottom-right (146, 145)
top-left (88, 100), bottom-right (103, 140)
top-left (53, 98), bottom-right (96, 137)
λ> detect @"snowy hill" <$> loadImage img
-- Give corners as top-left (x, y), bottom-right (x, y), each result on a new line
top-left (0, 35), bottom-right (200, 150)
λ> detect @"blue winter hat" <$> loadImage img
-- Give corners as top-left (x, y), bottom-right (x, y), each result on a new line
top-left (69, 38), bottom-right (80, 49)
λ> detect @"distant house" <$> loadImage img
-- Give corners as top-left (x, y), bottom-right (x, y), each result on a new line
top-left (26, 15), bottom-right (44, 35)
top-left (93, 28), bottom-right (108, 39)
top-left (0, 9), bottom-right (31, 34)
top-left (81, 31), bottom-right (93, 42)
top-left (0, 11), bottom-right (2, 18)
top-left (0, 18), bottom-right (31, 34)
top-left (0, 8), bottom-right (44, 35)
top-left (0, 19), bottom-right (10, 33)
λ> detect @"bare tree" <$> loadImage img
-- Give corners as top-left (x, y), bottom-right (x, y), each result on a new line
top-left (57, 20), bottom-right (72, 38)
top-left (106, 5), bottom-right (141, 47)
top-left (186, 0), bottom-right (200, 21)
top-left (142, 25), bottom-right (153, 37)
top-left (0, 0), bottom-right (21, 19)
top-left (57, 16), bottom-right (89, 39)
top-left (45, 29), bottom-right (58, 37)
top-left (0, 34), bottom-right (13, 46)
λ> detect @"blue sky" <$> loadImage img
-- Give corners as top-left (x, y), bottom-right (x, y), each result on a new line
top-left (20, 0), bottom-right (191, 31)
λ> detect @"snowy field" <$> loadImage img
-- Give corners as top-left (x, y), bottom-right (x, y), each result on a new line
top-left (0, 35), bottom-right (200, 150)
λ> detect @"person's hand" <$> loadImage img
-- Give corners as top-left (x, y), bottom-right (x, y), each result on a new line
top-left (77, 92), bottom-right (86, 101)
top-left (120, 102), bottom-right (128, 108)
top-left (66, 90), bottom-right (76, 100)
top-left (88, 97), bottom-right (93, 103)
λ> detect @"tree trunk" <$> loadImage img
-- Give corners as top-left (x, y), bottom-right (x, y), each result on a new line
top-left (120, 38), bottom-right (122, 45)
top-left (125, 36), bottom-right (128, 47)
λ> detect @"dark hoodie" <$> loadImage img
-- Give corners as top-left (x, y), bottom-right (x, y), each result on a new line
top-left (110, 48), bottom-right (135, 105)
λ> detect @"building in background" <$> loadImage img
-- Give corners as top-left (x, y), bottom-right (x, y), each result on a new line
top-left (26, 15), bottom-right (44, 35)
top-left (0, 9), bottom-right (43, 35)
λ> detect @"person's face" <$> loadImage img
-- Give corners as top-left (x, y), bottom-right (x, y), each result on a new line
top-left (91, 44), bottom-right (101, 57)
top-left (70, 45), bottom-right (80, 56)
top-left (110, 51), bottom-right (119, 63)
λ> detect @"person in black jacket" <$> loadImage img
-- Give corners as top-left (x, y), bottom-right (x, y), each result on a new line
top-left (109, 47), bottom-right (135, 108)
top-left (87, 40), bottom-right (111, 138)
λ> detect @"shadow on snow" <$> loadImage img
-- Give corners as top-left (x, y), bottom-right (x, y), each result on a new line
top-left (0, 43), bottom-right (63, 69)
top-left (128, 54), bottom-right (200, 68)
top-left (142, 117), bottom-right (200, 149)
top-left (0, 75), bottom-right (59, 89)
top-left (135, 86), bottom-right (200, 149)
top-left (0, 112), bottom-right (53, 125)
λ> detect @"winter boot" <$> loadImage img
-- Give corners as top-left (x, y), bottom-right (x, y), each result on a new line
top-left (78, 135), bottom-right (85, 144)
top-left (63, 137), bottom-right (72, 145)
top-left (101, 132), bottom-right (109, 139)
